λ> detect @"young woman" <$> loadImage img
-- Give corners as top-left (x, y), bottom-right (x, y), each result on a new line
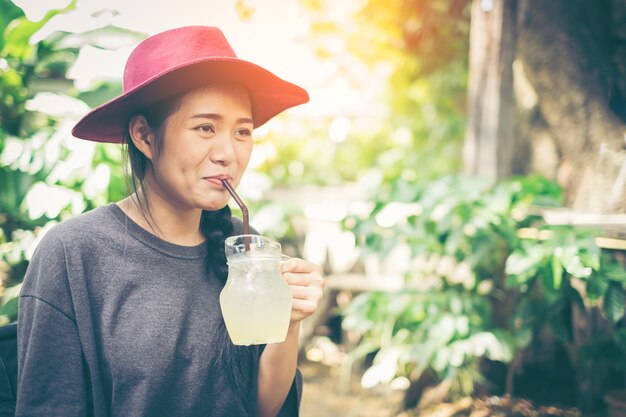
top-left (16, 26), bottom-right (325, 417)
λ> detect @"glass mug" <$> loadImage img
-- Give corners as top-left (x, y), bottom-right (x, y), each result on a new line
top-left (220, 234), bottom-right (293, 345)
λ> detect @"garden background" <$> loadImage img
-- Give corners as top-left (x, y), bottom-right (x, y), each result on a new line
top-left (1, 0), bottom-right (626, 416)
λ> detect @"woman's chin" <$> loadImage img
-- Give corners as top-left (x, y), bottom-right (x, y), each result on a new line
top-left (197, 197), bottom-right (230, 212)
top-left (190, 188), bottom-right (229, 211)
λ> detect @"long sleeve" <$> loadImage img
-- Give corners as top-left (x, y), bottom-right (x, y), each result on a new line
top-left (16, 230), bottom-right (90, 417)
top-left (16, 298), bottom-right (90, 416)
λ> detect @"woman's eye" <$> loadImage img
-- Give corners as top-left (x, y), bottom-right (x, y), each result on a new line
top-left (236, 128), bottom-right (252, 137)
top-left (196, 124), bottom-right (215, 134)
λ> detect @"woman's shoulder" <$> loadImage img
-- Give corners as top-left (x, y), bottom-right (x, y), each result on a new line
top-left (36, 204), bottom-right (118, 249)
top-left (23, 206), bottom-right (116, 292)
top-left (48, 204), bottom-right (113, 233)
top-left (25, 205), bottom-right (121, 281)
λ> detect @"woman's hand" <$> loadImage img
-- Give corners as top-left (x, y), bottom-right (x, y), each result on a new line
top-left (280, 258), bottom-right (325, 323)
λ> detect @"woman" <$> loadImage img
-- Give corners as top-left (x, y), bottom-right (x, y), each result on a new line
top-left (16, 26), bottom-right (325, 417)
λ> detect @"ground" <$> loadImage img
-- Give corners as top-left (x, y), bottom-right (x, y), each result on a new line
top-left (300, 358), bottom-right (405, 417)
top-left (298, 349), bottom-right (603, 417)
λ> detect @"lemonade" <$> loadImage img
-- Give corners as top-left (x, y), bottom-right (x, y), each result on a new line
top-left (220, 236), bottom-right (293, 345)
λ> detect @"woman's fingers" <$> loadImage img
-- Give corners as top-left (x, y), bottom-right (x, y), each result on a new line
top-left (280, 257), bottom-right (325, 322)
top-left (289, 284), bottom-right (324, 301)
top-left (282, 272), bottom-right (325, 287)
top-left (281, 258), bottom-right (324, 275)
top-left (291, 299), bottom-right (319, 317)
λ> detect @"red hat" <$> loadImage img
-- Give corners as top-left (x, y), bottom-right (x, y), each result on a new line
top-left (71, 26), bottom-right (309, 143)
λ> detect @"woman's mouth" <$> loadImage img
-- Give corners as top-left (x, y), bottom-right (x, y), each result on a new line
top-left (204, 176), bottom-right (232, 188)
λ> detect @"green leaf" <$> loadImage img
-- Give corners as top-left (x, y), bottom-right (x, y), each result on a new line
top-left (603, 261), bottom-right (626, 283)
top-left (505, 245), bottom-right (548, 284)
top-left (578, 249), bottom-right (600, 271)
top-left (0, 297), bottom-right (18, 318)
top-left (0, 283), bottom-right (22, 321)
top-left (0, 2), bottom-right (24, 47)
top-left (551, 254), bottom-right (563, 289)
top-left (515, 327), bottom-right (533, 349)
top-left (541, 270), bottom-right (562, 305)
top-left (513, 174), bottom-right (563, 206)
top-left (556, 245), bottom-right (593, 278)
top-left (586, 274), bottom-right (609, 302)
top-left (473, 331), bottom-right (514, 363)
top-left (3, 17), bottom-right (44, 60)
top-left (2, 1), bottom-right (76, 60)
top-left (432, 347), bottom-right (451, 372)
top-left (603, 282), bottom-right (626, 323)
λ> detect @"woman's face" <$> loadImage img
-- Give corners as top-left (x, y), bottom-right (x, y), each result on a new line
top-left (145, 84), bottom-right (253, 211)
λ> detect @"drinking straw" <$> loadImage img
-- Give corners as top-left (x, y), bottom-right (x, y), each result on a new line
top-left (221, 179), bottom-right (250, 250)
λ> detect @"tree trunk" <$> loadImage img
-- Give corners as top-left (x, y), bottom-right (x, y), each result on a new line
top-left (516, 0), bottom-right (626, 213)
top-left (464, 0), bottom-right (518, 179)
top-left (466, 0), bottom-right (626, 211)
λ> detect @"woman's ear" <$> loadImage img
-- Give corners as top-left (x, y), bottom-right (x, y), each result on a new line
top-left (128, 115), bottom-right (156, 160)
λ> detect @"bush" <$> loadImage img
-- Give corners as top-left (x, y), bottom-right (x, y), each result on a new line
top-left (341, 174), bottom-right (626, 401)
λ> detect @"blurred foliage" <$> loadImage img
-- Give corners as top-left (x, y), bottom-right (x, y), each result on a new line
top-left (0, 0), bottom-right (143, 324)
top-left (2, 0), bottom-right (624, 408)
top-left (243, 0), bottom-right (470, 209)
top-left (342, 289), bottom-right (512, 396)
top-left (341, 173), bottom-right (626, 398)
top-left (244, 0), bottom-right (471, 254)
top-left (353, 0), bottom-right (469, 181)
top-left (297, 0), bottom-right (469, 184)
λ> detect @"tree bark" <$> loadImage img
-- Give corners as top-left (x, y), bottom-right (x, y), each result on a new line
top-left (516, 0), bottom-right (626, 212)
top-left (463, 0), bottom-right (518, 179)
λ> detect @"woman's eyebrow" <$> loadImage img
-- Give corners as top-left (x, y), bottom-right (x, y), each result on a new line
top-left (191, 113), bottom-right (253, 124)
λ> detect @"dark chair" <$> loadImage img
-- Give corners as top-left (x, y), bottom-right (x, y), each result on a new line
top-left (0, 322), bottom-right (16, 417)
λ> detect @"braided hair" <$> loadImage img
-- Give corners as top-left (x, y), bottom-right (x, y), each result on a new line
top-left (199, 208), bottom-right (233, 283)
top-left (124, 95), bottom-right (258, 400)
top-left (200, 207), bottom-right (258, 401)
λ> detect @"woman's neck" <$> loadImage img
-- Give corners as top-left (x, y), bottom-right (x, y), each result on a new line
top-left (117, 190), bottom-right (205, 247)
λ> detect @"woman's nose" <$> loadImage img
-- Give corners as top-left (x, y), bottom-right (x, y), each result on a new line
top-left (210, 134), bottom-right (236, 165)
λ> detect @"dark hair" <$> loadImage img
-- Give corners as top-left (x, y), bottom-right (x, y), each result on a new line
top-left (123, 96), bottom-right (257, 403)
top-left (124, 95), bottom-right (234, 282)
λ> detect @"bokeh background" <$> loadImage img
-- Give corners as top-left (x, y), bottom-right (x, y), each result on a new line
top-left (1, 0), bottom-right (626, 416)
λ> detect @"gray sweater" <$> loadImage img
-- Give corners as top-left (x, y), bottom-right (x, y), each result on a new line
top-left (16, 204), bottom-right (300, 417)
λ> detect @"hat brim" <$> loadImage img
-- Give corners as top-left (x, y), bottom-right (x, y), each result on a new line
top-left (71, 58), bottom-right (309, 143)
